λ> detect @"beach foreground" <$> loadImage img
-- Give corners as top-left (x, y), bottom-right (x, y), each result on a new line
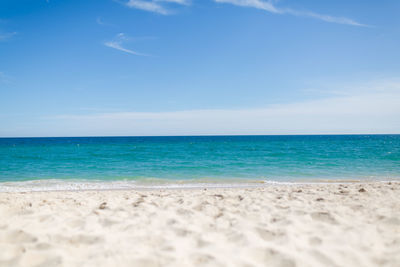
top-left (0, 182), bottom-right (399, 267)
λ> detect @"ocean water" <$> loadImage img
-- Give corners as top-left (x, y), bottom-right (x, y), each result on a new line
top-left (0, 135), bottom-right (399, 190)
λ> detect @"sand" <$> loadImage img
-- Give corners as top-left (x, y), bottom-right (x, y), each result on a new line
top-left (0, 182), bottom-right (399, 267)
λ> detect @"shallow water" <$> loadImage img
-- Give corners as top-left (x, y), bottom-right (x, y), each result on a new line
top-left (0, 135), bottom-right (399, 187)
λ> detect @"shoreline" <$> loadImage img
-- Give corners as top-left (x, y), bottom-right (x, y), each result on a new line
top-left (1, 182), bottom-right (399, 266)
top-left (0, 178), bottom-right (399, 193)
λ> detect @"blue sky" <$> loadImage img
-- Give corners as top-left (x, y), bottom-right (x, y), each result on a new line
top-left (0, 0), bottom-right (399, 136)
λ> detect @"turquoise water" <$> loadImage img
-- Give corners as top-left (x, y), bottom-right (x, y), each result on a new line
top-left (0, 135), bottom-right (399, 188)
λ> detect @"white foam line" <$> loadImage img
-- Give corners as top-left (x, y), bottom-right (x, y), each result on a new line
top-left (0, 180), bottom-right (267, 193)
top-left (0, 178), bottom-right (398, 193)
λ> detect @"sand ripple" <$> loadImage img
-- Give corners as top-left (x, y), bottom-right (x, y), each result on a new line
top-left (0, 182), bottom-right (399, 266)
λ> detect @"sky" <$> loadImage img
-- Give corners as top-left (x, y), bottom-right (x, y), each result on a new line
top-left (0, 0), bottom-right (399, 137)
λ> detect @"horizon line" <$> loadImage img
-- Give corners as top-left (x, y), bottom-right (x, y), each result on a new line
top-left (1, 133), bottom-right (399, 139)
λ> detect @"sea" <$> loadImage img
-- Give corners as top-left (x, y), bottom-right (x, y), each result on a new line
top-left (0, 135), bottom-right (399, 191)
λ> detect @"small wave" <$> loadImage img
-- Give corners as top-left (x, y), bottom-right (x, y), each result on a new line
top-left (0, 177), bottom-right (399, 193)
top-left (0, 179), bottom-right (270, 192)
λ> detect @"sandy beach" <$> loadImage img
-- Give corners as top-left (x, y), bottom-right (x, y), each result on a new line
top-left (0, 182), bottom-right (399, 267)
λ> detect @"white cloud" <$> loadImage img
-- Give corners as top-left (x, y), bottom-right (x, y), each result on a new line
top-left (214, 0), bottom-right (368, 27)
top-left (155, 0), bottom-right (190, 4)
top-left (215, 0), bottom-right (280, 13)
top-left (125, 0), bottom-right (169, 14)
top-left (14, 80), bottom-right (398, 137)
top-left (124, 0), bottom-right (190, 14)
top-left (284, 9), bottom-right (368, 27)
top-left (104, 33), bottom-right (149, 56)
top-left (120, 0), bottom-right (368, 26)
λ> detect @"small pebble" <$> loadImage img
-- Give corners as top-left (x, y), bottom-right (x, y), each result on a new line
top-left (99, 202), bottom-right (107, 209)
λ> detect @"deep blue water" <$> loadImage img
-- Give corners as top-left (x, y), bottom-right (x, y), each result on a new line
top-left (0, 135), bottom-right (399, 184)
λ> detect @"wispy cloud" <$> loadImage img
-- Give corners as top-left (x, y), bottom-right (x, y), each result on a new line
top-left (284, 9), bottom-right (368, 27)
top-left (214, 0), bottom-right (368, 27)
top-left (96, 17), bottom-right (110, 26)
top-left (104, 33), bottom-right (150, 56)
top-left (0, 31), bottom-right (17, 42)
top-left (123, 0), bottom-right (190, 15)
top-left (215, 0), bottom-right (279, 13)
top-left (31, 80), bottom-right (400, 137)
top-left (120, 0), bottom-right (367, 26)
